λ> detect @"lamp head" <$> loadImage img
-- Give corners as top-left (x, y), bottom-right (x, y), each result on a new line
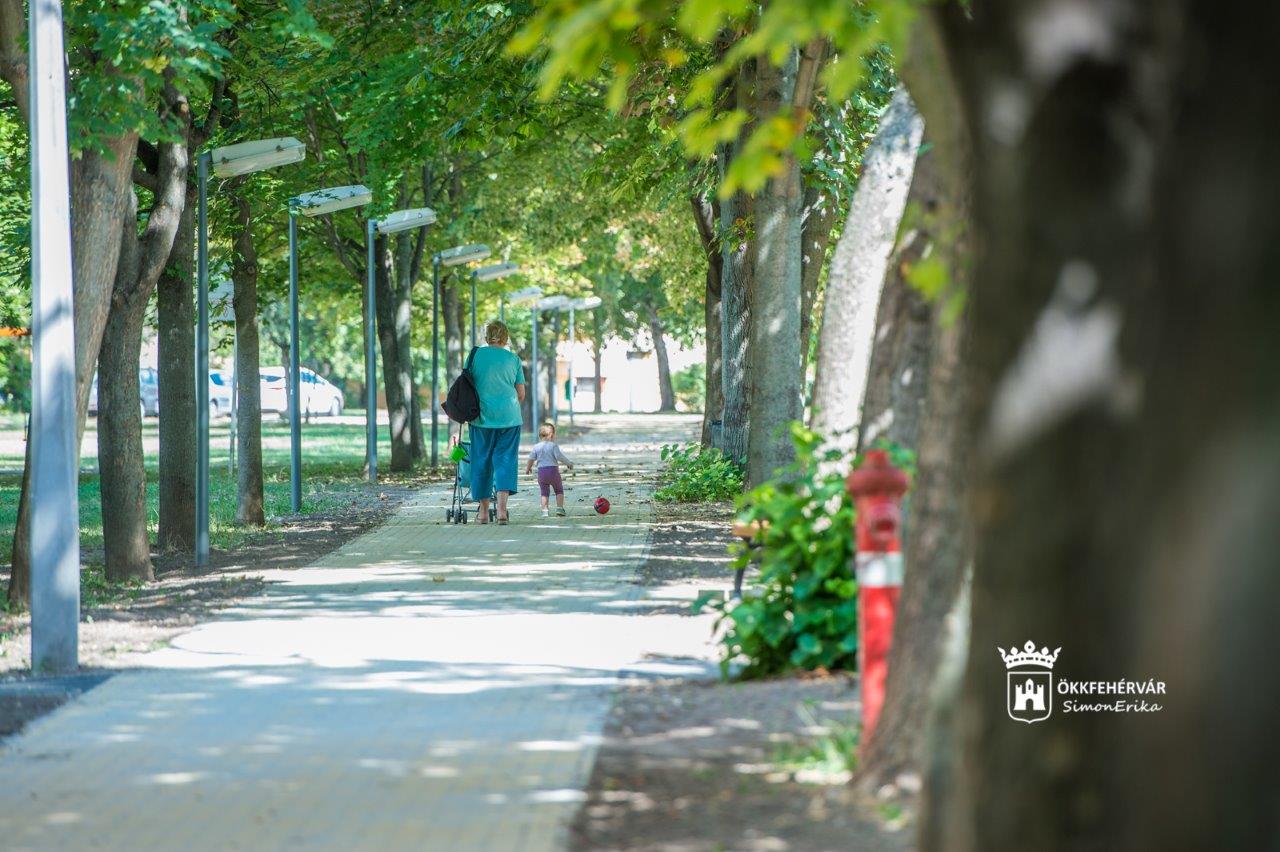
top-left (289, 185), bottom-right (372, 217)
top-left (375, 207), bottom-right (438, 235)
top-left (210, 137), bottom-right (306, 178)
top-left (436, 244), bottom-right (490, 267)
top-left (569, 296), bottom-right (603, 310)
top-left (473, 262), bottom-right (520, 282)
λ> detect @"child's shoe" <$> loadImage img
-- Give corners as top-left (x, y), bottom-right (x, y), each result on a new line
top-left (555, 508), bottom-right (566, 517)
top-left (541, 508), bottom-right (549, 517)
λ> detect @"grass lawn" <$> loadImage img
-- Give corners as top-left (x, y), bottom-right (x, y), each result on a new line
top-left (0, 414), bottom-right (449, 572)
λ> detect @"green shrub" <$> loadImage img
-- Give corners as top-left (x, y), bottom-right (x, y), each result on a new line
top-left (654, 443), bottom-right (744, 502)
top-left (671, 364), bottom-right (705, 411)
top-left (695, 423), bottom-right (860, 678)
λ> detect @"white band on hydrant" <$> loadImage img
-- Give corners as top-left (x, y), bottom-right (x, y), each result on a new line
top-left (856, 552), bottom-right (904, 588)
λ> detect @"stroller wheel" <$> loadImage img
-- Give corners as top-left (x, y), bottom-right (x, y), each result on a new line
top-left (489, 509), bottom-right (496, 522)
top-left (446, 509), bottom-right (453, 522)
top-left (461, 510), bottom-right (468, 524)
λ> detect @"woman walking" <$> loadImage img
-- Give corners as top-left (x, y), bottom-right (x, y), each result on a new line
top-left (468, 321), bottom-right (525, 524)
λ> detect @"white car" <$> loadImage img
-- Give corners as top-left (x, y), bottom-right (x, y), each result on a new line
top-left (259, 367), bottom-right (344, 416)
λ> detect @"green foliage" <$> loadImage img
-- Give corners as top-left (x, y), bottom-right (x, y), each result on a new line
top-left (510, 0), bottom-right (920, 194)
top-left (696, 423), bottom-right (858, 678)
top-left (671, 363), bottom-right (705, 411)
top-left (68, 0), bottom-right (232, 153)
top-left (654, 443), bottom-right (743, 502)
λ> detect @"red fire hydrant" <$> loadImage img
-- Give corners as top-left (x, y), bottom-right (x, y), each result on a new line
top-left (846, 449), bottom-right (910, 745)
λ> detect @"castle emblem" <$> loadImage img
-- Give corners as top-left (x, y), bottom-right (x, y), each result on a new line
top-left (999, 640), bottom-right (1061, 724)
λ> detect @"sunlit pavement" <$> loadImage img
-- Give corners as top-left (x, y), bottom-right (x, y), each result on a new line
top-left (0, 413), bottom-right (719, 851)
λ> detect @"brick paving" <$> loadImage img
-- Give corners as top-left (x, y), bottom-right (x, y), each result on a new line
top-left (0, 414), bottom-right (717, 851)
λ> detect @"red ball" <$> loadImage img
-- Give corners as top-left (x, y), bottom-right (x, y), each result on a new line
top-left (594, 496), bottom-right (611, 515)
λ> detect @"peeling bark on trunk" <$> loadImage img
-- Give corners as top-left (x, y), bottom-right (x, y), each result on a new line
top-left (856, 137), bottom-right (943, 456)
top-left (7, 137), bottom-right (137, 605)
top-left (799, 180), bottom-right (838, 381)
top-left (746, 46), bottom-right (812, 484)
top-left (811, 88), bottom-right (923, 452)
top-left (230, 190), bottom-right (265, 526)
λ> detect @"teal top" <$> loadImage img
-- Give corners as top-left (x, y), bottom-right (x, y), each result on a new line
top-left (470, 345), bottom-right (525, 429)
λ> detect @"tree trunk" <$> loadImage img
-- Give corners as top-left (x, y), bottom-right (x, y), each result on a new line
top-left (811, 88), bottom-right (923, 452)
top-left (98, 106), bottom-right (188, 583)
top-left (922, 2), bottom-right (1280, 849)
top-left (442, 278), bottom-right (462, 380)
top-left (719, 85), bottom-right (753, 468)
top-left (857, 298), bottom-right (969, 804)
top-left (8, 138), bottom-right (137, 605)
top-left (852, 136), bottom-right (972, 797)
top-left (393, 229), bottom-right (425, 462)
top-left (645, 303), bottom-right (676, 412)
top-left (372, 236), bottom-right (413, 471)
top-left (98, 196), bottom-right (155, 583)
top-left (799, 180), bottom-right (839, 383)
top-left (157, 189), bottom-right (196, 551)
top-left (592, 315), bottom-right (603, 414)
top-left (691, 194), bottom-right (724, 446)
top-left (230, 190), bottom-right (265, 525)
top-left (746, 48), bottom-right (807, 485)
top-left (856, 135), bottom-right (943, 456)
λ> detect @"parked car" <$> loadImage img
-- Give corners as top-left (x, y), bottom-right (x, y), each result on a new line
top-left (88, 368), bottom-right (161, 418)
top-left (208, 370), bottom-right (233, 418)
top-left (259, 367), bottom-right (344, 416)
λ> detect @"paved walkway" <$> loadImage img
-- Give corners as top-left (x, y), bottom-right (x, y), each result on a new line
top-left (0, 414), bottom-right (718, 851)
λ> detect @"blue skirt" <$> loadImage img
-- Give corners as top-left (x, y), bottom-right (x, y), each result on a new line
top-left (469, 425), bottom-right (520, 497)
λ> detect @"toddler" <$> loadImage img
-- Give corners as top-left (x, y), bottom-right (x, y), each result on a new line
top-left (526, 422), bottom-right (574, 517)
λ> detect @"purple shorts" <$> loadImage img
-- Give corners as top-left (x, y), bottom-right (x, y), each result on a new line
top-left (537, 466), bottom-right (564, 497)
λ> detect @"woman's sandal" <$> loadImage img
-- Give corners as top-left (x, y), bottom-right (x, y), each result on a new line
top-left (497, 513), bottom-right (509, 525)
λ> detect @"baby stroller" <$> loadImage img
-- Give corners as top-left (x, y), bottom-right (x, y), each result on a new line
top-left (446, 433), bottom-right (497, 524)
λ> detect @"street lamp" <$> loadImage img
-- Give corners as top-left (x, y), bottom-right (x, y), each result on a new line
top-left (28, 0), bottom-right (78, 672)
top-left (430, 243), bottom-right (489, 467)
top-left (288, 185), bottom-right (372, 510)
top-left (470, 262), bottom-right (520, 350)
top-left (196, 137), bottom-right (305, 566)
top-left (369, 207), bottom-right (440, 476)
top-left (566, 296), bottom-right (603, 425)
top-left (530, 295), bottom-right (569, 430)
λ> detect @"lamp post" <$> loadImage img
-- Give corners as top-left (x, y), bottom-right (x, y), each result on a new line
top-left (566, 297), bottom-right (602, 426)
top-left (531, 295), bottom-right (569, 431)
top-left (28, 0), bottom-right (78, 672)
top-left (469, 262), bottom-right (520, 349)
top-left (287, 185), bottom-right (372, 509)
top-left (196, 137), bottom-right (305, 566)
top-left (506, 287), bottom-right (543, 430)
top-left (364, 208), bottom-right (440, 478)
top-left (429, 243), bottom-right (488, 467)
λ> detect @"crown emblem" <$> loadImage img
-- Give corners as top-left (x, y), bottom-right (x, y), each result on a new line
top-left (999, 640), bottom-right (1061, 669)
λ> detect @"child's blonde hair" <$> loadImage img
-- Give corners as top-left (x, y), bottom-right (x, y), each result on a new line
top-left (539, 422), bottom-right (556, 440)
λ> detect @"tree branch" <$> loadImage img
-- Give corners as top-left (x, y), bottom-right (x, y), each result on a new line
top-left (0, 0), bottom-right (28, 123)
